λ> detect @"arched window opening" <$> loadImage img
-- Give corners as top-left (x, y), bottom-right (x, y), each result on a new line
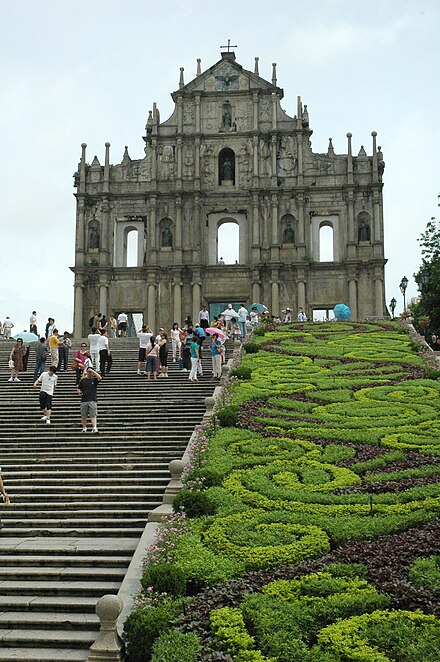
top-left (319, 224), bottom-right (334, 262)
top-left (217, 221), bottom-right (239, 264)
top-left (126, 229), bottom-right (139, 267)
top-left (218, 148), bottom-right (235, 185)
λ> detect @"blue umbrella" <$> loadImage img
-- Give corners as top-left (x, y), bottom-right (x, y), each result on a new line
top-left (333, 304), bottom-right (351, 321)
top-left (248, 303), bottom-right (268, 314)
top-left (13, 331), bottom-right (39, 343)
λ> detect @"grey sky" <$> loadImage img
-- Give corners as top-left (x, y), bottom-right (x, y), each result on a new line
top-left (1, 0), bottom-right (439, 332)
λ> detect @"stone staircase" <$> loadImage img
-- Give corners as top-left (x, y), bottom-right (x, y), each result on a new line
top-left (0, 337), bottom-right (222, 661)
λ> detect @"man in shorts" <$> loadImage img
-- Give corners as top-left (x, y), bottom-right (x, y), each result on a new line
top-left (117, 312), bottom-right (128, 337)
top-left (77, 367), bottom-right (102, 433)
top-left (33, 365), bottom-right (58, 425)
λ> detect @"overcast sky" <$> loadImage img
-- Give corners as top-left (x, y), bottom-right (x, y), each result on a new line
top-left (1, 0), bottom-right (439, 333)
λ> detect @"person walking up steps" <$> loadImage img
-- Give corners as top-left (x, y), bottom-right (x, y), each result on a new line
top-left (33, 365), bottom-right (58, 425)
top-left (77, 367), bottom-right (102, 433)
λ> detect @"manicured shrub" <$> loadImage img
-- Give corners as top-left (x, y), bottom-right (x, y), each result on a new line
top-left (243, 341), bottom-right (259, 353)
top-left (230, 366), bottom-right (253, 380)
top-left (173, 489), bottom-right (215, 518)
top-left (141, 563), bottom-right (186, 597)
top-left (217, 405), bottom-right (239, 427)
top-left (151, 629), bottom-right (200, 662)
top-left (123, 599), bottom-right (180, 662)
top-left (253, 326), bottom-right (266, 336)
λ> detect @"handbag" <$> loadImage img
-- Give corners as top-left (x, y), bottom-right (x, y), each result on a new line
top-left (71, 358), bottom-right (79, 370)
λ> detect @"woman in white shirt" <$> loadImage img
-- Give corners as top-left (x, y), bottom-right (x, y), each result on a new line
top-left (170, 323), bottom-right (182, 363)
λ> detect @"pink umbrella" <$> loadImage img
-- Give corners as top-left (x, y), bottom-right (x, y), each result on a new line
top-left (206, 327), bottom-right (227, 340)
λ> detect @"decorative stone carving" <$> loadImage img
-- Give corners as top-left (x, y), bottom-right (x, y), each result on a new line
top-left (88, 222), bottom-right (100, 250)
top-left (184, 146), bottom-right (194, 177)
top-left (277, 136), bottom-right (297, 176)
top-left (158, 145), bottom-right (175, 180)
top-left (214, 62), bottom-right (239, 91)
top-left (183, 103), bottom-right (194, 125)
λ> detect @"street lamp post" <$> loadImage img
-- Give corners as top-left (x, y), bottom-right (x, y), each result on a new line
top-left (399, 276), bottom-right (409, 312)
top-left (389, 297), bottom-right (397, 319)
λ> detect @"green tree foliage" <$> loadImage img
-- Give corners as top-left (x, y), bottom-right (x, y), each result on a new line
top-left (412, 215), bottom-right (440, 335)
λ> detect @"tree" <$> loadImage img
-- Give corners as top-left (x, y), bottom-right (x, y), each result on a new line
top-left (411, 213), bottom-right (440, 336)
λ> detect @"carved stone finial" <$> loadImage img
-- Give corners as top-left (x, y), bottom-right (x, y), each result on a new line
top-left (254, 57), bottom-right (259, 75)
top-left (88, 594), bottom-right (124, 661)
top-left (179, 67), bottom-right (184, 89)
top-left (196, 58), bottom-right (201, 76)
top-left (272, 62), bottom-right (277, 86)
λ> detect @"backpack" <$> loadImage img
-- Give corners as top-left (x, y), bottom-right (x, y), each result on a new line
top-left (88, 316), bottom-right (94, 328)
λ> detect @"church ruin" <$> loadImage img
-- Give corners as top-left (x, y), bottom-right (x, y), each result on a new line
top-left (71, 50), bottom-right (386, 334)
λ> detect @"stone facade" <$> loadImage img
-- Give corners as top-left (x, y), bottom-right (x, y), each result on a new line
top-left (71, 52), bottom-right (387, 335)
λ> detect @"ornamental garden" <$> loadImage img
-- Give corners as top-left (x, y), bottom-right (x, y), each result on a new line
top-left (124, 321), bottom-right (440, 662)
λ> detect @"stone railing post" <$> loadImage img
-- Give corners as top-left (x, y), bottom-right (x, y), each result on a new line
top-left (204, 396), bottom-right (216, 417)
top-left (88, 594), bottom-right (125, 661)
top-left (162, 459), bottom-right (184, 505)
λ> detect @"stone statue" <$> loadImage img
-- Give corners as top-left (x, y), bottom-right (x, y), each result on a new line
top-left (161, 226), bottom-right (173, 248)
top-left (358, 221), bottom-right (370, 242)
top-left (89, 224), bottom-right (100, 249)
top-left (283, 223), bottom-right (295, 244)
top-left (223, 110), bottom-right (232, 130)
top-left (222, 157), bottom-right (233, 181)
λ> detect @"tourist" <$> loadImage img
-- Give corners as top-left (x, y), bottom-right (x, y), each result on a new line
top-left (29, 311), bottom-right (38, 335)
top-left (8, 338), bottom-right (26, 382)
top-left (74, 343), bottom-right (91, 385)
top-left (108, 315), bottom-right (118, 338)
top-left (221, 304), bottom-right (238, 331)
top-left (183, 315), bottom-right (192, 330)
top-left (145, 336), bottom-right (159, 381)
top-left (158, 331), bottom-right (169, 378)
top-left (98, 329), bottom-right (111, 376)
top-left (93, 312), bottom-right (103, 329)
top-left (22, 341), bottom-right (30, 372)
top-left (117, 312), bottom-right (128, 337)
top-left (231, 321), bottom-right (241, 342)
top-left (34, 337), bottom-right (48, 379)
top-left (181, 328), bottom-right (193, 372)
top-left (46, 318), bottom-right (56, 338)
top-left (282, 308), bottom-right (292, 323)
top-left (0, 468), bottom-right (10, 509)
top-left (137, 325), bottom-right (153, 374)
top-left (48, 329), bottom-right (60, 367)
top-left (188, 334), bottom-right (200, 382)
top-left (198, 305), bottom-right (210, 330)
top-left (238, 304), bottom-right (248, 338)
top-left (2, 317), bottom-right (14, 340)
top-left (87, 327), bottom-right (101, 371)
top-left (100, 314), bottom-right (108, 331)
top-left (58, 331), bottom-right (72, 372)
top-left (170, 322), bottom-right (182, 363)
top-left (77, 366), bottom-right (102, 433)
top-left (250, 307), bottom-right (259, 325)
top-left (217, 257), bottom-right (225, 265)
top-left (297, 307), bottom-right (307, 322)
top-left (33, 365), bottom-right (58, 425)
top-left (209, 333), bottom-right (223, 378)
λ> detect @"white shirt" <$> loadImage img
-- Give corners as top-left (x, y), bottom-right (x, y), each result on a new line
top-left (38, 371), bottom-right (58, 395)
top-left (137, 332), bottom-right (152, 348)
top-left (97, 335), bottom-right (109, 351)
top-left (3, 319), bottom-right (14, 329)
top-left (199, 309), bottom-right (209, 322)
top-left (30, 314), bottom-right (37, 325)
top-left (250, 311), bottom-right (259, 324)
top-left (238, 306), bottom-right (248, 322)
top-left (117, 313), bottom-right (128, 323)
top-left (88, 332), bottom-right (101, 351)
top-left (221, 307), bottom-right (238, 321)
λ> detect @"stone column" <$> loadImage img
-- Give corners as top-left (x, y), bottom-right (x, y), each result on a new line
top-left (194, 137), bottom-right (200, 187)
top-left (192, 280), bottom-right (201, 324)
top-left (149, 197), bottom-right (157, 265)
top-left (173, 280), bottom-right (182, 324)
top-left (195, 95), bottom-right (201, 133)
top-left (373, 190), bottom-right (381, 243)
top-left (99, 279), bottom-right (108, 317)
top-left (297, 135), bottom-right (303, 186)
top-left (174, 197), bottom-right (182, 264)
top-left (297, 279), bottom-right (306, 311)
top-left (147, 283), bottom-right (156, 330)
top-left (252, 92), bottom-right (259, 131)
top-left (252, 281), bottom-right (260, 304)
top-left (74, 276), bottom-right (84, 338)
top-left (297, 193), bottom-right (306, 260)
top-left (348, 277), bottom-right (358, 321)
top-left (374, 276), bottom-right (383, 317)
top-left (176, 137), bottom-right (182, 181)
top-left (271, 277), bottom-right (279, 317)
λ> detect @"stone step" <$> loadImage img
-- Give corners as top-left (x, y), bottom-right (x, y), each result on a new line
top-left (0, 566), bottom-right (126, 581)
top-left (0, 628), bottom-right (97, 648)
top-left (0, 580), bottom-right (120, 597)
top-left (0, 555), bottom-right (131, 567)
top-left (0, 648), bottom-right (88, 661)
top-left (0, 527), bottom-right (144, 537)
top-left (0, 595), bottom-right (99, 613)
top-left (0, 611), bottom-right (99, 628)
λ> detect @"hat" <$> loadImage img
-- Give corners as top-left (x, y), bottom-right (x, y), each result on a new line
top-left (228, 304), bottom-right (232, 308)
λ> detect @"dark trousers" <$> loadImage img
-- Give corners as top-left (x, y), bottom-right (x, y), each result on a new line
top-left (58, 346), bottom-right (69, 371)
top-left (34, 359), bottom-right (46, 379)
top-left (100, 350), bottom-right (111, 375)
